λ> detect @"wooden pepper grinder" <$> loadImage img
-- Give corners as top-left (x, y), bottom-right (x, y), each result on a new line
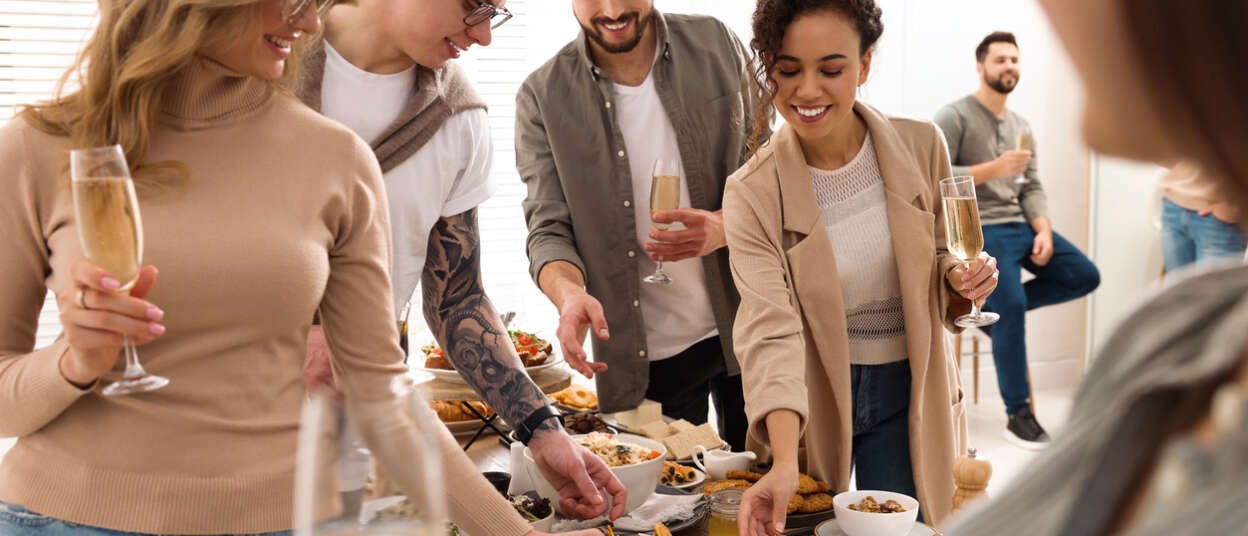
top-left (952, 447), bottom-right (992, 511)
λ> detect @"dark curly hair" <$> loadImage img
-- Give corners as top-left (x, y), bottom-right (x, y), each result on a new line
top-left (747, 0), bottom-right (884, 155)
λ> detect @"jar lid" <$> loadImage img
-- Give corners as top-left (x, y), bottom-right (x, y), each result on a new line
top-left (711, 489), bottom-right (743, 515)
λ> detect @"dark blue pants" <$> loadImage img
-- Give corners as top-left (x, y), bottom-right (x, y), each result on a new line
top-left (0, 501), bottom-right (290, 536)
top-left (982, 222), bottom-right (1100, 415)
top-left (850, 360), bottom-right (917, 500)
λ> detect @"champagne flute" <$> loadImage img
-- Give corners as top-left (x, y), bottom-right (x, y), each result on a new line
top-left (70, 145), bottom-right (170, 396)
top-left (939, 176), bottom-right (1000, 328)
top-left (1014, 131), bottom-right (1032, 184)
top-left (295, 377), bottom-right (446, 536)
top-left (644, 158), bottom-right (681, 285)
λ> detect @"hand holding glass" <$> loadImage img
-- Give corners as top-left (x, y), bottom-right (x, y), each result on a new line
top-left (644, 159), bottom-right (681, 285)
top-left (71, 145), bottom-right (170, 395)
top-left (939, 176), bottom-right (1000, 328)
top-left (1014, 132), bottom-right (1032, 184)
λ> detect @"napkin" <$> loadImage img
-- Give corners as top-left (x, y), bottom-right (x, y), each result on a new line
top-left (551, 492), bottom-right (705, 533)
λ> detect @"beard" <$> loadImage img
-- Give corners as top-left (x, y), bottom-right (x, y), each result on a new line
top-left (986, 71), bottom-right (1020, 94)
top-left (581, 9), bottom-right (654, 54)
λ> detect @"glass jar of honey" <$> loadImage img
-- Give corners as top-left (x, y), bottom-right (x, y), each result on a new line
top-left (708, 489), bottom-right (743, 536)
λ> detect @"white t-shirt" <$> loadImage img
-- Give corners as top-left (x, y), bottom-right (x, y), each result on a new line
top-left (613, 62), bottom-right (718, 362)
top-left (320, 41), bottom-right (495, 316)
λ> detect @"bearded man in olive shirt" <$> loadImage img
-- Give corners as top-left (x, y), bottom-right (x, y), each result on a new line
top-left (516, 0), bottom-right (759, 450)
top-left (935, 31), bottom-right (1100, 450)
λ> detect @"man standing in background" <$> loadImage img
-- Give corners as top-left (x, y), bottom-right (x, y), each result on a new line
top-left (515, 0), bottom-right (758, 450)
top-left (935, 31), bottom-right (1100, 450)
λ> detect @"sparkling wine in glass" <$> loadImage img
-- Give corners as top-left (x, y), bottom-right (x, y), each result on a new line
top-left (644, 158), bottom-right (681, 285)
top-left (1014, 131), bottom-right (1032, 184)
top-left (295, 377), bottom-right (446, 536)
top-left (939, 176), bottom-right (1000, 328)
top-left (70, 145), bottom-right (169, 396)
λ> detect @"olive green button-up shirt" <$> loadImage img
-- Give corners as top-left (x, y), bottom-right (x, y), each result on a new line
top-left (515, 12), bottom-right (760, 412)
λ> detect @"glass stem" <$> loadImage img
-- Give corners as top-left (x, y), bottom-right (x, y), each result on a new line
top-left (120, 335), bottom-right (146, 379)
top-left (655, 259), bottom-right (664, 274)
top-left (965, 261), bottom-right (980, 317)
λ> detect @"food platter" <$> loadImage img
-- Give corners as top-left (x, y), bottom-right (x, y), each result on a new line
top-left (421, 353), bottom-right (564, 384)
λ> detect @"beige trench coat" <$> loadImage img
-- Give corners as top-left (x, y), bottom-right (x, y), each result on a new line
top-left (723, 102), bottom-right (969, 526)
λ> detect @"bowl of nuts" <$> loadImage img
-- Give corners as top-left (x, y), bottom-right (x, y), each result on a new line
top-left (831, 490), bottom-right (919, 536)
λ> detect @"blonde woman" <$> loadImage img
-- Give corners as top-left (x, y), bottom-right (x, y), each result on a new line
top-left (0, 1), bottom-right (571, 536)
top-left (726, 0), bottom-right (997, 533)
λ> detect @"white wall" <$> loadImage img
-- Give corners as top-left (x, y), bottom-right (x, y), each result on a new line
top-left (1087, 157), bottom-right (1165, 359)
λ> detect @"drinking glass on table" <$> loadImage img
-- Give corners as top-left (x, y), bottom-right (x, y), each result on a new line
top-left (644, 158), bottom-right (681, 285)
top-left (1014, 130), bottom-right (1032, 184)
top-left (939, 176), bottom-right (1000, 328)
top-left (296, 377), bottom-right (446, 536)
top-left (70, 145), bottom-right (170, 396)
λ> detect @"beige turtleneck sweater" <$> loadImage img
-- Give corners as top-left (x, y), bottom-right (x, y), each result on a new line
top-left (0, 57), bottom-right (530, 536)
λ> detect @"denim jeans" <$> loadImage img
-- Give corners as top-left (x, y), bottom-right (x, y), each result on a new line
top-left (849, 360), bottom-right (917, 500)
top-left (0, 501), bottom-right (291, 536)
top-left (982, 222), bottom-right (1100, 415)
top-left (1161, 198), bottom-right (1248, 272)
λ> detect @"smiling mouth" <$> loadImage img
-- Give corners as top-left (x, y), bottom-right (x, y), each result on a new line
top-left (446, 39), bottom-right (468, 54)
top-left (264, 35), bottom-right (293, 50)
top-left (795, 105), bottom-right (829, 118)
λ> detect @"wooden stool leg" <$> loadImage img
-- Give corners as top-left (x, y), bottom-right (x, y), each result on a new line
top-left (1028, 369), bottom-right (1036, 414)
top-left (972, 336), bottom-right (980, 404)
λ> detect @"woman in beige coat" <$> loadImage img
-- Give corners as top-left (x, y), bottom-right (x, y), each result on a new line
top-left (727, 1), bottom-right (997, 533)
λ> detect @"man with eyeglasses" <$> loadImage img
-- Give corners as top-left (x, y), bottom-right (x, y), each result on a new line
top-left (516, 0), bottom-right (760, 451)
top-left (292, 0), bottom-right (627, 524)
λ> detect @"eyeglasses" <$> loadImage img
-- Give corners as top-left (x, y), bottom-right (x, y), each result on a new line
top-left (463, 1), bottom-right (513, 30)
top-left (281, 0), bottom-right (333, 26)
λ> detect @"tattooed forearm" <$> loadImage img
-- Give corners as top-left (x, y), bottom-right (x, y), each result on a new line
top-left (421, 209), bottom-right (560, 436)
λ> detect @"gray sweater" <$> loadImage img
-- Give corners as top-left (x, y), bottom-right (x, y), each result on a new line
top-left (934, 95), bottom-right (1048, 225)
top-left (947, 263), bottom-right (1248, 536)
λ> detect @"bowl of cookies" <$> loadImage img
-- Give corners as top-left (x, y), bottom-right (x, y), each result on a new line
top-left (831, 490), bottom-right (918, 536)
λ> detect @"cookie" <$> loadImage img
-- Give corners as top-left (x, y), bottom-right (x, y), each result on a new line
top-left (786, 493), bottom-right (803, 515)
top-left (726, 469), bottom-right (765, 482)
top-left (815, 481), bottom-right (832, 492)
top-left (796, 473), bottom-right (818, 494)
top-left (799, 493), bottom-right (834, 513)
top-left (702, 479), bottom-right (752, 496)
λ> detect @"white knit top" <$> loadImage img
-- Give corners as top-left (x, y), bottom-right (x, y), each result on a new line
top-left (810, 134), bottom-right (908, 366)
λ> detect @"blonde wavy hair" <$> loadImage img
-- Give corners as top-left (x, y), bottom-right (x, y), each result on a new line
top-left (19, 0), bottom-right (306, 188)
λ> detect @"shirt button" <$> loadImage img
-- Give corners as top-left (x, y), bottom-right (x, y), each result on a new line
top-left (605, 101), bottom-right (612, 109)
top-left (624, 200), bottom-right (631, 208)
top-left (627, 250), bottom-right (636, 258)
top-left (639, 350), bottom-right (647, 357)
top-left (618, 150), bottom-right (625, 158)
top-left (633, 299), bottom-right (640, 307)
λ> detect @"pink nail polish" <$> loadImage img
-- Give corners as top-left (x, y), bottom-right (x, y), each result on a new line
top-left (146, 306), bottom-right (164, 320)
top-left (101, 277), bottom-right (121, 291)
top-left (149, 324), bottom-right (166, 336)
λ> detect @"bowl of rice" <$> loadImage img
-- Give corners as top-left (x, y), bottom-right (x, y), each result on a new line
top-left (522, 432), bottom-right (666, 516)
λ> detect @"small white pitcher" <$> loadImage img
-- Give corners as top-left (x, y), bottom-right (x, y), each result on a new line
top-left (692, 445), bottom-right (757, 481)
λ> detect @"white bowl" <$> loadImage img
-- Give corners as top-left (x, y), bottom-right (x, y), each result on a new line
top-left (529, 510), bottom-right (554, 532)
top-left (831, 490), bottom-right (919, 536)
top-left (523, 433), bottom-right (664, 516)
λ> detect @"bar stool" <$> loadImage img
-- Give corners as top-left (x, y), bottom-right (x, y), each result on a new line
top-left (953, 327), bottom-right (990, 404)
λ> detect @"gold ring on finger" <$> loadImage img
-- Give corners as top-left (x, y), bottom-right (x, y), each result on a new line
top-left (75, 288), bottom-right (90, 310)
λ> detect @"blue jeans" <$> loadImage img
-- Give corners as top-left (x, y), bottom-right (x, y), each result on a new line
top-left (0, 501), bottom-right (291, 536)
top-left (982, 223), bottom-right (1100, 415)
top-left (1161, 198), bottom-right (1247, 272)
top-left (850, 360), bottom-right (917, 500)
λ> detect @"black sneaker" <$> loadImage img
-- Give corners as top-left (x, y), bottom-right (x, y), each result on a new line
top-left (1003, 406), bottom-right (1050, 450)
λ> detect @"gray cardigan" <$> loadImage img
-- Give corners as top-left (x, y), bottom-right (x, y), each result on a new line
top-left (948, 263), bottom-right (1248, 536)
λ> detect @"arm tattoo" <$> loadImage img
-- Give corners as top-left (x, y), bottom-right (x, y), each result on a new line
top-left (421, 209), bottom-right (561, 436)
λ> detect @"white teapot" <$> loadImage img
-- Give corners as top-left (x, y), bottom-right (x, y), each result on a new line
top-left (692, 445), bottom-right (757, 481)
